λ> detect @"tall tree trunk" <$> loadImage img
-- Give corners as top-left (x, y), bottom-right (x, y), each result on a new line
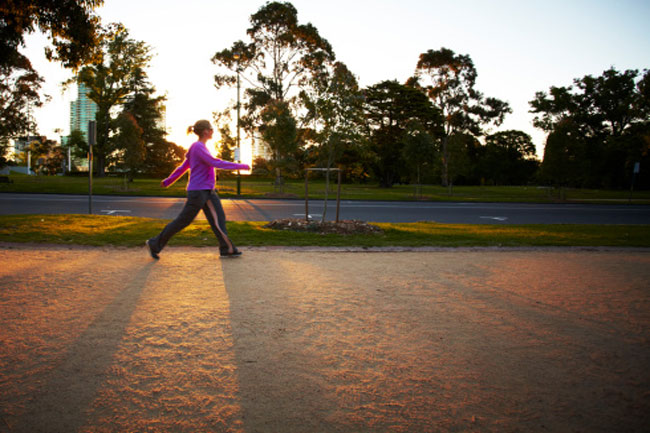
top-left (274, 166), bottom-right (283, 193)
top-left (441, 135), bottom-right (449, 187)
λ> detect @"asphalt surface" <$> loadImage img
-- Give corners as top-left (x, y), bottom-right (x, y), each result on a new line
top-left (1, 192), bottom-right (650, 224)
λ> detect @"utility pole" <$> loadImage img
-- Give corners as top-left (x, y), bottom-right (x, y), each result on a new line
top-left (88, 120), bottom-right (96, 214)
top-left (234, 52), bottom-right (242, 196)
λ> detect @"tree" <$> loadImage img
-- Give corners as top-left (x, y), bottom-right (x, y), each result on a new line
top-left (216, 124), bottom-right (236, 162)
top-left (41, 144), bottom-right (65, 175)
top-left (112, 113), bottom-right (145, 181)
top-left (0, 62), bottom-right (43, 167)
top-left (213, 1), bottom-right (334, 103)
top-left (259, 99), bottom-right (298, 191)
top-left (531, 68), bottom-right (648, 137)
top-left (618, 122), bottom-right (650, 190)
top-left (481, 130), bottom-right (539, 185)
top-left (119, 72), bottom-right (178, 176)
top-left (73, 23), bottom-right (153, 176)
top-left (26, 137), bottom-right (48, 174)
top-left (0, 142), bottom-right (10, 169)
top-left (301, 61), bottom-right (366, 217)
top-left (540, 119), bottom-right (586, 191)
top-left (0, 1), bottom-right (102, 149)
top-left (122, 81), bottom-right (165, 146)
top-left (364, 80), bottom-right (442, 187)
top-left (530, 67), bottom-right (650, 188)
top-left (1, 1), bottom-right (102, 70)
top-left (212, 1), bottom-right (335, 176)
top-left (402, 123), bottom-right (437, 197)
top-left (22, 136), bottom-right (62, 175)
top-left (143, 140), bottom-right (185, 177)
top-left (409, 47), bottom-right (511, 187)
top-left (66, 129), bottom-right (89, 160)
top-left (302, 62), bottom-right (366, 166)
top-left (446, 133), bottom-right (479, 188)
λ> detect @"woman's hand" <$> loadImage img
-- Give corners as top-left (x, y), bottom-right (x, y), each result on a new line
top-left (160, 181), bottom-right (165, 188)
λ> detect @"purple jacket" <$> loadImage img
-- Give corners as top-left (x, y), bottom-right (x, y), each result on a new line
top-left (162, 141), bottom-right (249, 190)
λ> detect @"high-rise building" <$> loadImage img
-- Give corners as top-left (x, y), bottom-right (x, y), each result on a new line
top-left (69, 83), bottom-right (98, 139)
top-left (63, 82), bottom-right (97, 170)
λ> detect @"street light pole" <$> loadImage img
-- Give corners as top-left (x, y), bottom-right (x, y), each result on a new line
top-left (234, 52), bottom-right (241, 196)
top-left (88, 120), bottom-right (96, 214)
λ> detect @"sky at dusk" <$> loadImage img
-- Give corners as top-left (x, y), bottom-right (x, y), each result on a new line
top-left (23, 0), bottom-right (650, 158)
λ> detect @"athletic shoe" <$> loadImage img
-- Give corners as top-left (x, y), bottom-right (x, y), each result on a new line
top-left (220, 248), bottom-right (242, 258)
top-left (146, 240), bottom-right (159, 259)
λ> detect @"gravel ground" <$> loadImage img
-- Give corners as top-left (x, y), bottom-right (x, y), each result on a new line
top-left (0, 244), bottom-right (649, 432)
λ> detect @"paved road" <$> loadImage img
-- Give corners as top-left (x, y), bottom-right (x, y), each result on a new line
top-left (1, 192), bottom-right (649, 224)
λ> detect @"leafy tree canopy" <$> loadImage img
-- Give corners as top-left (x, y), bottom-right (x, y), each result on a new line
top-left (113, 112), bottom-right (145, 181)
top-left (0, 65), bottom-right (43, 145)
top-left (212, 1), bottom-right (335, 133)
top-left (484, 130), bottom-right (537, 159)
top-left (530, 67), bottom-right (650, 137)
top-left (364, 80), bottom-right (443, 187)
top-left (408, 47), bottom-right (510, 186)
top-left (481, 130), bottom-right (539, 186)
top-left (260, 99), bottom-right (298, 162)
top-left (531, 68), bottom-right (650, 189)
top-left (73, 23), bottom-right (154, 175)
top-left (365, 80), bottom-right (442, 132)
top-left (0, 1), bottom-right (102, 148)
top-left (0, 0), bottom-right (102, 70)
top-left (410, 47), bottom-right (510, 136)
top-left (301, 61), bottom-right (366, 169)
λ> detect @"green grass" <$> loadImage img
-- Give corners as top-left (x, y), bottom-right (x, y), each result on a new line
top-left (1, 214), bottom-right (649, 248)
top-left (2, 172), bottom-right (649, 203)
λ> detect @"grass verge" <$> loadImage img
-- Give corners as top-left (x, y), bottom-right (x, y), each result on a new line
top-left (1, 214), bottom-right (649, 248)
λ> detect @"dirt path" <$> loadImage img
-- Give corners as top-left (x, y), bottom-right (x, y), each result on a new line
top-left (1, 245), bottom-right (649, 432)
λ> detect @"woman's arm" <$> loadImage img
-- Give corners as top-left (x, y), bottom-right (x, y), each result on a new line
top-left (194, 143), bottom-right (250, 171)
top-left (161, 158), bottom-right (190, 187)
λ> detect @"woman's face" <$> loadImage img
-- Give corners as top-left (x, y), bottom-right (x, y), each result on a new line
top-left (201, 127), bottom-right (214, 141)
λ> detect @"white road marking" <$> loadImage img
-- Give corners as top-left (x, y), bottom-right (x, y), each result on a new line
top-left (100, 210), bottom-right (132, 215)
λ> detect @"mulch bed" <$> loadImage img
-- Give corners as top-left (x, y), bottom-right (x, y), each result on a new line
top-left (264, 218), bottom-right (383, 235)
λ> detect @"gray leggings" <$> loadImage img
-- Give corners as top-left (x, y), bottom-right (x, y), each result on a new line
top-left (148, 189), bottom-right (234, 254)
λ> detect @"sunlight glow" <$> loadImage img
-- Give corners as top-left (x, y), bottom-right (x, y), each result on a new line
top-left (238, 140), bottom-right (253, 176)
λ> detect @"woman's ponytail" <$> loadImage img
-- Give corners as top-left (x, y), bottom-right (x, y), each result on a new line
top-left (188, 119), bottom-right (212, 136)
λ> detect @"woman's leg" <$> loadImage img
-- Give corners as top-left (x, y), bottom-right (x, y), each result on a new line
top-left (203, 190), bottom-right (236, 254)
top-left (148, 190), bottom-right (207, 254)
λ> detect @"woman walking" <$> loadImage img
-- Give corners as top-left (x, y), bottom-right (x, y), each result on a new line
top-left (146, 119), bottom-right (250, 259)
